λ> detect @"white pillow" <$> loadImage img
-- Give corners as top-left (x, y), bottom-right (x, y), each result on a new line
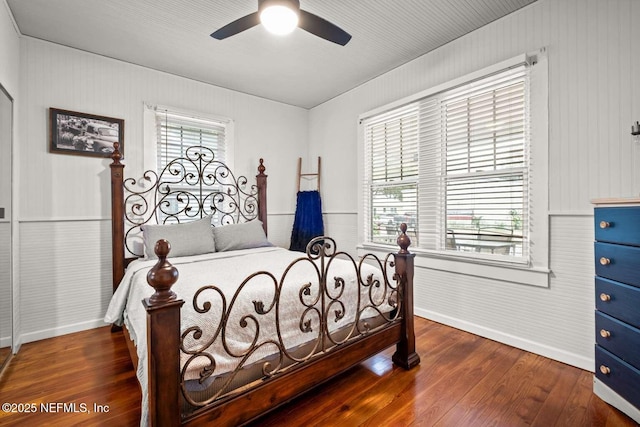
top-left (213, 220), bottom-right (271, 252)
top-left (141, 215), bottom-right (216, 260)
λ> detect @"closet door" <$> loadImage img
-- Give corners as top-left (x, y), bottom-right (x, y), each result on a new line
top-left (0, 83), bottom-right (13, 372)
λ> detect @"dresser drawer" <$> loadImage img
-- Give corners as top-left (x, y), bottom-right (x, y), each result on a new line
top-left (595, 242), bottom-right (640, 288)
top-left (595, 206), bottom-right (640, 247)
top-left (595, 346), bottom-right (640, 410)
top-left (596, 277), bottom-right (640, 328)
top-left (596, 311), bottom-right (640, 369)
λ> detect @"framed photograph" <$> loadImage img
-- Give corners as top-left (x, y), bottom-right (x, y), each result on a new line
top-left (49, 108), bottom-right (124, 158)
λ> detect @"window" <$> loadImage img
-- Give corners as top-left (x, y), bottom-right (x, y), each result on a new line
top-left (364, 104), bottom-right (420, 245)
top-left (151, 107), bottom-right (231, 223)
top-left (363, 60), bottom-right (531, 262)
top-left (155, 109), bottom-right (228, 173)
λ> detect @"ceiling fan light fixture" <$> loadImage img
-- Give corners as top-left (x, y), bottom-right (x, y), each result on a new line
top-left (260, 3), bottom-right (299, 35)
top-left (211, 0), bottom-right (350, 46)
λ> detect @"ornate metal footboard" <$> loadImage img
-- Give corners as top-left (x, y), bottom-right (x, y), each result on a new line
top-left (144, 225), bottom-right (419, 426)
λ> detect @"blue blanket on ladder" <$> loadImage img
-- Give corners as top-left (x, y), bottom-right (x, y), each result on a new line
top-left (290, 190), bottom-right (324, 252)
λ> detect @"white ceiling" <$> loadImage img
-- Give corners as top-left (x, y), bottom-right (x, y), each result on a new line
top-left (6, 0), bottom-right (537, 109)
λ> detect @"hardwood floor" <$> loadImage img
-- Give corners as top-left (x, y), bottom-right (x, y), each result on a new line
top-left (0, 317), bottom-right (636, 426)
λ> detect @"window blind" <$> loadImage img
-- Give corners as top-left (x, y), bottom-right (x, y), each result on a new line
top-left (154, 109), bottom-right (229, 223)
top-left (156, 110), bottom-right (227, 169)
top-left (439, 66), bottom-right (527, 256)
top-left (364, 63), bottom-right (529, 259)
top-left (364, 103), bottom-right (420, 245)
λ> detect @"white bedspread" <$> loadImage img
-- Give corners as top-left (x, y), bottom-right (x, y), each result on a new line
top-left (104, 246), bottom-right (390, 426)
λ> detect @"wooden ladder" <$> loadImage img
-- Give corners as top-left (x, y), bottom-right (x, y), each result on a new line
top-left (296, 157), bottom-right (321, 192)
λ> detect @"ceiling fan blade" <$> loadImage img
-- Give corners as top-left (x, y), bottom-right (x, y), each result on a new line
top-left (211, 12), bottom-right (260, 40)
top-left (298, 10), bottom-right (351, 46)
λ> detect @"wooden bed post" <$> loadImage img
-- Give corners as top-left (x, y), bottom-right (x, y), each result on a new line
top-left (256, 158), bottom-right (268, 234)
top-left (143, 239), bottom-right (184, 427)
top-left (110, 143), bottom-right (125, 293)
top-left (392, 223), bottom-right (421, 370)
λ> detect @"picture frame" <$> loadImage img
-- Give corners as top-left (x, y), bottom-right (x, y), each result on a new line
top-left (49, 108), bottom-right (124, 158)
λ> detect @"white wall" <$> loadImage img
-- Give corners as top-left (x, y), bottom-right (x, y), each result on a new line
top-left (308, 0), bottom-right (640, 370)
top-left (16, 37), bottom-right (307, 344)
top-left (0, 0), bottom-right (19, 353)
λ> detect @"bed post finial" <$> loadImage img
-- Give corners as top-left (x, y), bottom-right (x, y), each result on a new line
top-left (397, 223), bottom-right (411, 254)
top-left (143, 239), bottom-right (184, 426)
top-left (146, 239), bottom-right (179, 305)
top-left (112, 141), bottom-right (122, 165)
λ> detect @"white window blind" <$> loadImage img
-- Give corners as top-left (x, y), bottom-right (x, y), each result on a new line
top-left (364, 63), bottom-right (529, 260)
top-left (156, 110), bottom-right (227, 169)
top-left (154, 108), bottom-right (229, 223)
top-left (364, 103), bottom-right (420, 245)
top-left (439, 66), bottom-right (527, 257)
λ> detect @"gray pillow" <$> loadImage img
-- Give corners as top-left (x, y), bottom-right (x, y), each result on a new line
top-left (213, 220), bottom-right (271, 252)
top-left (141, 215), bottom-right (216, 259)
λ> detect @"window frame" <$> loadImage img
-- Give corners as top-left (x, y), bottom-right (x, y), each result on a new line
top-left (357, 53), bottom-right (549, 287)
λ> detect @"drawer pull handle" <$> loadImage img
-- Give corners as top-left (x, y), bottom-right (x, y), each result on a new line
top-left (599, 365), bottom-right (611, 375)
top-left (599, 221), bottom-right (610, 229)
top-left (600, 293), bottom-right (611, 302)
top-left (599, 257), bottom-right (611, 265)
top-left (599, 329), bottom-right (611, 338)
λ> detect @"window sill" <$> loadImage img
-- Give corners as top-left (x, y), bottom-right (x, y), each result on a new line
top-left (357, 243), bottom-right (550, 288)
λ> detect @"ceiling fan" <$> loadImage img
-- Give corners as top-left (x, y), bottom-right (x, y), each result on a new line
top-left (210, 0), bottom-right (352, 46)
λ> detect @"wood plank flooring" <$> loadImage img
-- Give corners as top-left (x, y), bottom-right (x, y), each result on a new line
top-left (0, 317), bottom-right (636, 426)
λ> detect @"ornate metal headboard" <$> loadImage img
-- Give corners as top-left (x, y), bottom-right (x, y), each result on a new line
top-left (109, 143), bottom-right (267, 292)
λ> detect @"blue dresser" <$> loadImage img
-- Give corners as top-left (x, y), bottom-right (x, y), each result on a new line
top-left (592, 200), bottom-right (640, 424)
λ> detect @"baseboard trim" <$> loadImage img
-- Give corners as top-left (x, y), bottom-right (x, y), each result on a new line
top-left (414, 307), bottom-right (593, 371)
top-left (18, 318), bottom-right (106, 345)
top-left (0, 335), bottom-right (10, 348)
